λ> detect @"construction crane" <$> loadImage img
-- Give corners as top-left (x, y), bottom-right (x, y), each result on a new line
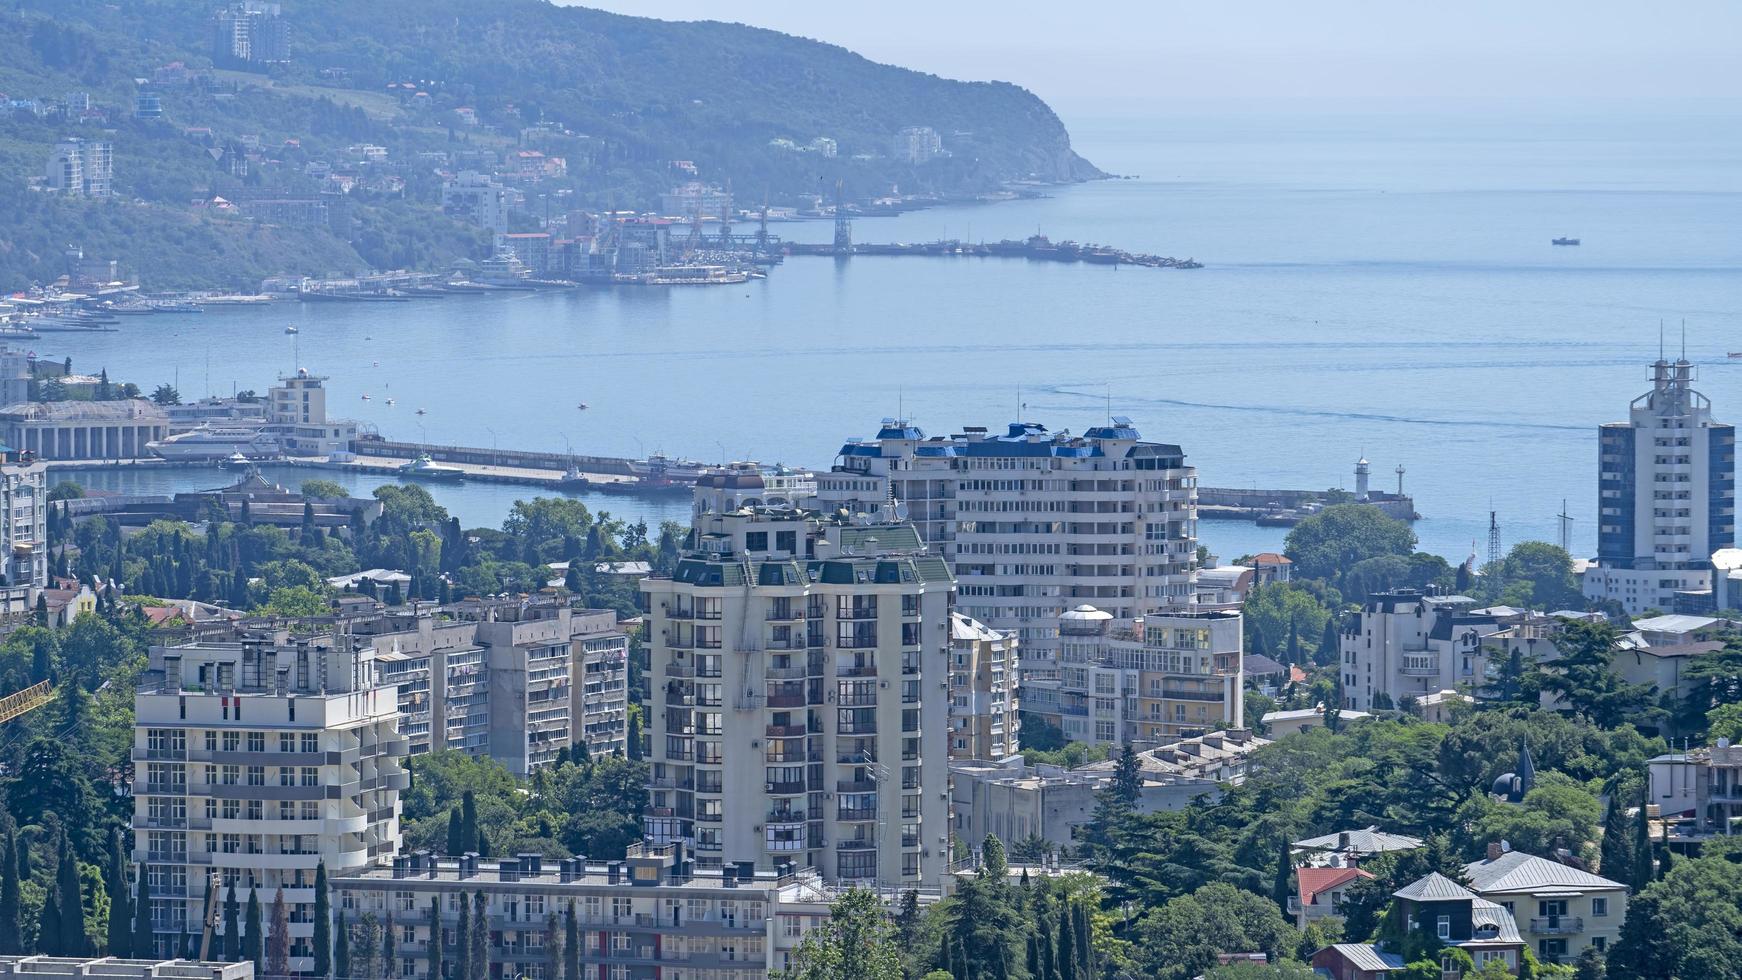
top-left (681, 200), bottom-right (705, 261)
top-left (198, 873), bottom-right (223, 960)
top-left (0, 680), bottom-right (53, 725)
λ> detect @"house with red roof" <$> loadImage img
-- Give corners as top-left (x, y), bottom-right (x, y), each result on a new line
top-left (1295, 863), bottom-right (1375, 929)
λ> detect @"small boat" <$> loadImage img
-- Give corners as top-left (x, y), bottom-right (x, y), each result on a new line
top-left (386, 398), bottom-right (395, 406)
top-left (415, 408), bottom-right (427, 415)
top-left (398, 453), bottom-right (465, 482)
top-left (577, 402), bottom-right (589, 410)
top-left (1728, 353), bottom-right (1742, 359)
top-left (361, 394), bottom-right (370, 401)
top-left (222, 452), bottom-right (253, 470)
top-left (557, 461), bottom-right (590, 491)
top-left (285, 324), bottom-right (299, 334)
top-left (1551, 237), bottom-right (1580, 246)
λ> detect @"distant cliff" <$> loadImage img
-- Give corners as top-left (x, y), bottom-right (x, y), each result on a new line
top-left (0, 0), bottom-right (1100, 289)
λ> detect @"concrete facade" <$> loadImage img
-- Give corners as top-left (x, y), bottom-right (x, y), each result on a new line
top-left (947, 612), bottom-right (1020, 761)
top-left (0, 399), bottom-right (169, 460)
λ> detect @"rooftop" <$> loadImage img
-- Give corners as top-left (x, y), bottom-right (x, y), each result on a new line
top-left (0, 399), bottom-right (168, 422)
top-left (1293, 826), bottom-right (1424, 855)
top-left (1463, 850), bottom-right (1625, 895)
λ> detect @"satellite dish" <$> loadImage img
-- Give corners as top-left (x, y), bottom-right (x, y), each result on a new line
top-left (894, 502), bottom-right (909, 520)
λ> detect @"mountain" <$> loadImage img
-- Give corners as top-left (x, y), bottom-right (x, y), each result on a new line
top-left (0, 0), bottom-right (1100, 291)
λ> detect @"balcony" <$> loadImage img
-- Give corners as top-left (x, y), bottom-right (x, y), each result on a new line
top-left (1400, 657), bottom-right (1439, 677)
top-left (836, 664), bottom-right (877, 678)
top-left (766, 723), bottom-right (807, 738)
top-left (1529, 916), bottom-right (1583, 936)
top-left (837, 779), bottom-right (878, 793)
top-left (766, 692), bottom-right (807, 709)
top-left (765, 780), bottom-right (806, 796)
top-left (764, 664), bottom-right (809, 680)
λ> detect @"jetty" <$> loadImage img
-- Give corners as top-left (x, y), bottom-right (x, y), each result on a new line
top-left (785, 234), bottom-right (1201, 269)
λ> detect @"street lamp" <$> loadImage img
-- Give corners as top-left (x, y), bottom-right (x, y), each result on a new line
top-left (486, 427), bottom-right (498, 468)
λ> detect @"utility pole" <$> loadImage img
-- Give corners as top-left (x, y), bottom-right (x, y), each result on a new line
top-left (1558, 499), bottom-right (1575, 554)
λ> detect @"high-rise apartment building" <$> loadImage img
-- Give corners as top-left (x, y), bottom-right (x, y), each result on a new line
top-left (947, 612), bottom-right (1020, 761)
top-left (640, 465), bottom-right (954, 889)
top-left (212, 2), bottom-right (288, 67)
top-left (359, 598), bottom-right (630, 770)
top-left (1584, 357), bottom-right (1736, 614)
top-left (817, 419), bottom-right (1198, 667)
top-left (44, 138), bottom-right (112, 198)
top-left (0, 444), bottom-right (47, 590)
top-left (132, 637), bottom-right (407, 963)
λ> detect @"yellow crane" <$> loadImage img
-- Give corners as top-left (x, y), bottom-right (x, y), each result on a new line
top-left (0, 680), bottom-right (53, 725)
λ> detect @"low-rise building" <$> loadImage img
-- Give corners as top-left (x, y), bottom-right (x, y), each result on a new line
top-left (1339, 590), bottom-right (1556, 712)
top-left (1294, 863), bottom-right (1374, 930)
top-left (1648, 740), bottom-right (1742, 837)
top-left (266, 368), bottom-right (358, 456)
top-left (1462, 845), bottom-right (1628, 965)
top-left (330, 844), bottom-right (845, 980)
top-left (0, 958), bottom-right (250, 980)
top-left (1261, 705), bottom-right (1373, 738)
top-left (1390, 870), bottom-right (1527, 973)
top-left (442, 171), bottom-right (509, 233)
top-left (1292, 826), bottom-right (1424, 866)
top-left (0, 399), bottom-right (169, 460)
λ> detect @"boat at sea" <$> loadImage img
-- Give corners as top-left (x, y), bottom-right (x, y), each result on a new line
top-left (1552, 237), bottom-right (1581, 246)
top-left (556, 461), bottom-right (590, 491)
top-left (1729, 353), bottom-right (1742, 359)
top-left (150, 300), bottom-right (205, 313)
top-left (398, 453), bottom-right (465, 482)
top-left (147, 424), bottom-right (282, 462)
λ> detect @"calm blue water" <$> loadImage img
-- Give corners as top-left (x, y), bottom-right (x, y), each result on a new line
top-left (43, 101), bottom-right (1742, 560)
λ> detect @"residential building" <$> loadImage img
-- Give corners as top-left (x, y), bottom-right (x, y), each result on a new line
top-left (1261, 705), bottom-right (1373, 738)
top-left (330, 844), bottom-right (850, 980)
top-left (640, 464), bottom-right (954, 888)
top-left (357, 597), bottom-right (631, 769)
top-left (817, 418), bottom-right (1197, 666)
top-left (660, 182), bottom-right (732, 218)
top-left (1584, 357), bottom-right (1735, 614)
top-left (1390, 870), bottom-right (1527, 973)
top-left (442, 171), bottom-right (510, 233)
top-left (891, 126), bottom-right (943, 164)
top-left (212, 2), bottom-right (288, 67)
top-left (951, 729), bottom-right (1265, 847)
top-left (1338, 590), bottom-right (1553, 712)
top-left (131, 636), bottom-right (408, 962)
top-left (1292, 826), bottom-right (1424, 866)
top-left (1025, 604), bottom-right (1242, 746)
top-left (1462, 845), bottom-right (1628, 964)
top-left (1310, 944), bottom-right (1405, 979)
top-left (265, 368), bottom-right (359, 456)
top-left (1294, 862), bottom-right (1374, 930)
top-left (0, 349), bottom-right (30, 406)
top-left (239, 198), bottom-right (330, 227)
top-left (0, 445), bottom-right (47, 589)
top-left (1648, 739), bottom-right (1742, 838)
top-left (133, 86), bottom-right (163, 120)
top-left (44, 138), bottom-right (112, 197)
top-left (0, 400), bottom-right (169, 460)
top-left (947, 612), bottom-right (1019, 761)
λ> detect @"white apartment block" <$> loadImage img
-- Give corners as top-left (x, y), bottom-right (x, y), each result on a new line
top-left (0, 446), bottom-right (47, 589)
top-left (1025, 604), bottom-right (1243, 745)
top-left (132, 638), bottom-right (408, 964)
top-left (442, 171), bottom-right (510, 233)
top-left (641, 465), bottom-right (953, 889)
top-left (1338, 590), bottom-right (1566, 712)
top-left (357, 598), bottom-right (630, 770)
top-left (947, 612), bottom-right (1020, 761)
top-left (44, 138), bottom-right (112, 197)
top-left (1585, 357), bottom-right (1735, 614)
top-left (332, 845), bottom-right (850, 980)
top-left (817, 419), bottom-right (1198, 670)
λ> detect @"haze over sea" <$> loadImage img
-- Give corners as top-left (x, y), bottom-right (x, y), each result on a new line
top-left (56, 99), bottom-right (1742, 561)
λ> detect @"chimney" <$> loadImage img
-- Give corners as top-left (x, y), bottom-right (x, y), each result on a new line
top-left (1337, 832), bottom-right (1351, 852)
top-left (1486, 842), bottom-right (1504, 861)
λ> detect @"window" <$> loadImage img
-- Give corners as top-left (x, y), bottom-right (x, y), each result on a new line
top-left (1591, 897), bottom-right (1608, 917)
top-left (1436, 915), bottom-right (1451, 941)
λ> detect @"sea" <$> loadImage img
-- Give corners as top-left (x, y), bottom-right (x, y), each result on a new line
top-left (47, 99), bottom-right (1742, 562)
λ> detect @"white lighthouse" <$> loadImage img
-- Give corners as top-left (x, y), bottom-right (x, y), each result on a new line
top-left (1355, 457), bottom-right (1371, 501)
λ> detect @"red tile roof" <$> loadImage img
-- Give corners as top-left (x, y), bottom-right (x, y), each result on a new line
top-left (1298, 865), bottom-right (1373, 908)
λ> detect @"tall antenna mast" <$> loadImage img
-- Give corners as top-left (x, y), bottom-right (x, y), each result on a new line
top-left (1487, 509), bottom-right (1502, 569)
top-left (1557, 499), bottom-right (1574, 553)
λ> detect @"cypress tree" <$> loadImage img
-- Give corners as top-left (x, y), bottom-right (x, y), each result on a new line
top-left (426, 898), bottom-right (442, 980)
top-left (1055, 904), bottom-right (1075, 980)
top-left (563, 901), bottom-right (578, 980)
top-left (446, 809), bottom-right (464, 856)
top-left (1273, 841), bottom-right (1295, 918)
top-left (544, 912), bottom-right (560, 980)
top-left (313, 863), bottom-right (331, 978)
top-left (132, 864), bottom-right (153, 958)
top-left (1072, 900), bottom-right (1091, 975)
top-left (39, 887), bottom-right (61, 955)
top-left (1026, 934), bottom-right (1040, 978)
top-left (937, 932), bottom-right (952, 976)
top-left (57, 843), bottom-right (85, 955)
top-left (1285, 616), bottom-right (1301, 665)
top-left (0, 833), bottom-right (20, 954)
top-left (245, 888), bottom-right (264, 974)
top-left (1631, 785), bottom-right (1654, 891)
top-left (224, 883), bottom-right (241, 962)
top-left (380, 913), bottom-right (395, 979)
top-left (107, 830), bottom-right (131, 956)
top-left (269, 888), bottom-right (291, 977)
top-left (1599, 791), bottom-right (1632, 879)
top-left (626, 710), bottom-right (643, 761)
top-left (1318, 615), bottom-right (1341, 666)
top-left (1038, 929), bottom-right (1056, 980)
top-left (468, 892), bottom-right (485, 980)
top-left (452, 901), bottom-right (469, 980)
top-left (333, 911), bottom-right (350, 980)
top-left (14, 832), bottom-right (27, 881)
top-left (459, 794), bottom-right (478, 855)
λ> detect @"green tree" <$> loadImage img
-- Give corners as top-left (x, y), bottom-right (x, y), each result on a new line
top-left (1133, 883), bottom-right (1300, 980)
top-left (0, 834), bottom-right (19, 954)
top-left (1497, 542), bottom-right (1582, 610)
top-left (1631, 784), bottom-right (1654, 892)
top-left (426, 898), bottom-right (443, 980)
top-left (774, 888), bottom-right (903, 980)
top-left (563, 901), bottom-right (578, 980)
top-left (1610, 843), bottom-right (1742, 979)
top-left (351, 913), bottom-right (379, 980)
top-left (56, 842), bottom-right (85, 955)
top-left (244, 888), bottom-right (264, 974)
top-left (1598, 784), bottom-right (1634, 880)
top-left (131, 864), bottom-right (153, 958)
top-left (333, 911), bottom-right (350, 980)
top-left (446, 808), bottom-right (465, 855)
top-left (223, 883), bottom-right (241, 962)
top-left (380, 913), bottom-right (395, 979)
top-left (1283, 504), bottom-right (1416, 583)
top-left (150, 384), bottom-right (181, 406)
top-left (268, 888), bottom-right (291, 977)
top-left (313, 862), bottom-right (332, 978)
top-left (1537, 620), bottom-right (1660, 730)
top-left (301, 480), bottom-right (348, 500)
top-left (106, 829), bottom-right (130, 956)
top-left (980, 834), bottom-right (1007, 881)
top-left (469, 892), bottom-right (486, 980)
top-left (452, 900), bottom-right (468, 980)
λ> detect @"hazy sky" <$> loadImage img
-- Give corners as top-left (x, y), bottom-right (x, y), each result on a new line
top-left (567, 1), bottom-right (1740, 114)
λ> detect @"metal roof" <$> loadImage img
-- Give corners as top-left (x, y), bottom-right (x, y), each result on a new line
top-left (1463, 851), bottom-right (1626, 895)
top-left (1294, 826), bottom-right (1425, 854)
top-left (1326, 945), bottom-right (1404, 972)
top-left (1392, 872), bottom-right (1477, 902)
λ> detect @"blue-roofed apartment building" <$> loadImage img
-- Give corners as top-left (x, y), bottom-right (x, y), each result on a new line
top-left (817, 419), bottom-right (1201, 732)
